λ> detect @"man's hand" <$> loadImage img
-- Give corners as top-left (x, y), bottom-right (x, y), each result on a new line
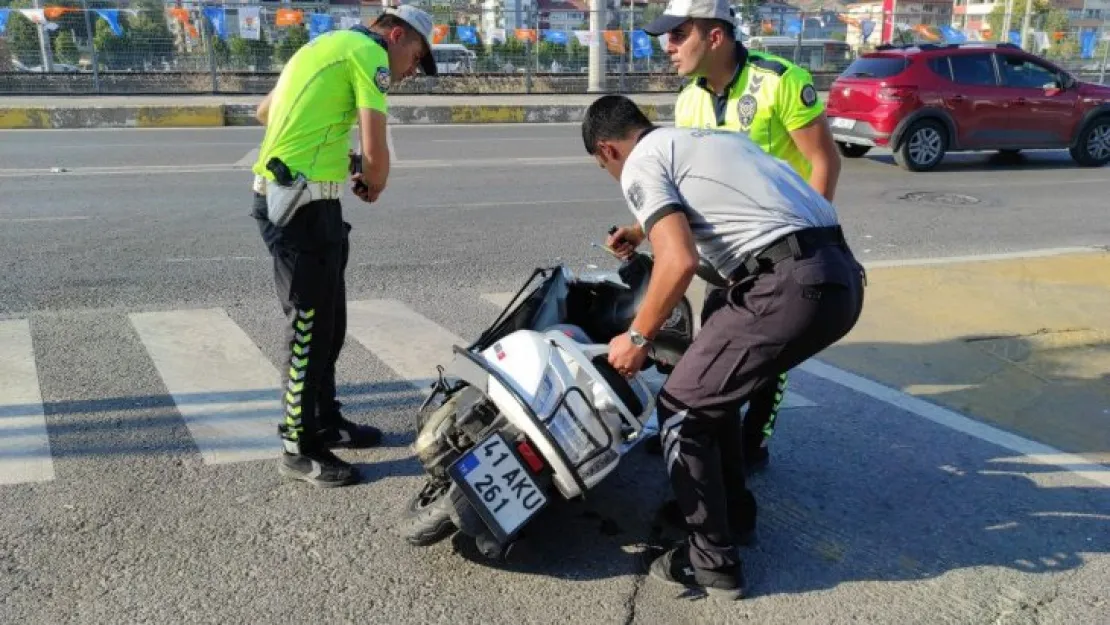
top-left (350, 173), bottom-right (384, 203)
top-left (605, 224), bottom-right (645, 260)
top-left (608, 332), bottom-right (649, 378)
top-left (789, 114), bottom-right (842, 202)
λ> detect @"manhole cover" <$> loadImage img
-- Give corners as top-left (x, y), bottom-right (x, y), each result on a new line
top-left (899, 191), bottom-right (981, 206)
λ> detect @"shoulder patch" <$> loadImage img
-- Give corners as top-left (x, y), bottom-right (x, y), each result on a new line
top-left (375, 67), bottom-right (390, 93)
top-left (801, 84), bottom-right (818, 108)
top-left (626, 181), bottom-right (645, 212)
top-left (749, 54), bottom-right (789, 76)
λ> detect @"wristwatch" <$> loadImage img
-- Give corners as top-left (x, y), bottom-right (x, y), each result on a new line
top-left (629, 329), bottom-right (651, 348)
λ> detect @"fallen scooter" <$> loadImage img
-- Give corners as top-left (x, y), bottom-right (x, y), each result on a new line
top-left (398, 233), bottom-right (727, 560)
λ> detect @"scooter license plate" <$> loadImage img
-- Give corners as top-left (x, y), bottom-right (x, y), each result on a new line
top-left (448, 432), bottom-right (548, 542)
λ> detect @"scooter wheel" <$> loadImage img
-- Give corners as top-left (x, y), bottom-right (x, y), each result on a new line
top-left (400, 478), bottom-right (457, 547)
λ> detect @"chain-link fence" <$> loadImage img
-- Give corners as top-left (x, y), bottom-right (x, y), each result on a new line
top-left (0, 1), bottom-right (1107, 95)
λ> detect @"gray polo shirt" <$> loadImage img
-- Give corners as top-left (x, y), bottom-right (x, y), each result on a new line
top-left (620, 126), bottom-right (840, 280)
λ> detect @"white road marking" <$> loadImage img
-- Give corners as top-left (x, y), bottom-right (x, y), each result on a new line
top-left (0, 155), bottom-right (593, 177)
top-left (345, 300), bottom-right (467, 393)
top-left (797, 359), bottom-right (1110, 488)
top-left (0, 216), bottom-right (90, 223)
top-left (164, 256), bottom-right (266, 263)
top-left (862, 246), bottom-right (1106, 269)
top-left (234, 148), bottom-right (258, 167)
top-left (0, 319), bottom-right (55, 486)
top-left (129, 309), bottom-right (281, 465)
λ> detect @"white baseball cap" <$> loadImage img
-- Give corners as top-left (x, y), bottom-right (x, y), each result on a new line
top-left (642, 0), bottom-right (735, 37)
top-left (384, 5), bottom-right (438, 76)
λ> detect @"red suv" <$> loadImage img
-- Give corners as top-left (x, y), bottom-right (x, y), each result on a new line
top-left (825, 42), bottom-right (1110, 171)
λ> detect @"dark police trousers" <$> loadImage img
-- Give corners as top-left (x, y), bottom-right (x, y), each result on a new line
top-left (252, 194), bottom-right (351, 453)
top-left (657, 227), bottom-right (865, 572)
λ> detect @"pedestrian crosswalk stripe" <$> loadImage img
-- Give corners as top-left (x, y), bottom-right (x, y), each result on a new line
top-left (346, 299), bottom-right (467, 393)
top-left (128, 309), bottom-right (282, 465)
top-left (0, 319), bottom-right (55, 486)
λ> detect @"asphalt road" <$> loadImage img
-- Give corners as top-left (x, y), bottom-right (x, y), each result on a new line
top-left (1, 126), bottom-right (1108, 625)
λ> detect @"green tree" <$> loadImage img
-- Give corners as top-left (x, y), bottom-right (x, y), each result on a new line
top-left (53, 29), bottom-right (79, 64)
top-left (275, 25), bottom-right (309, 64)
top-left (4, 9), bottom-right (43, 67)
top-left (229, 34), bottom-right (274, 71)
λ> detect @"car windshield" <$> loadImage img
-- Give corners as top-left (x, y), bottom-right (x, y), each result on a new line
top-left (842, 56), bottom-right (910, 78)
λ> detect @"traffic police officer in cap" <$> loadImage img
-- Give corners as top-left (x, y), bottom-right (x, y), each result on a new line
top-left (629, 0), bottom-right (843, 480)
top-left (251, 5), bottom-right (437, 488)
top-left (584, 94), bottom-right (864, 598)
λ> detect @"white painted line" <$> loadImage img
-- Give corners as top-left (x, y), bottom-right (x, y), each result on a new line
top-left (234, 148), bottom-right (258, 167)
top-left (0, 319), bottom-right (55, 486)
top-left (861, 246), bottom-right (1105, 269)
top-left (345, 300), bottom-right (467, 393)
top-left (164, 256), bottom-right (266, 263)
top-left (0, 155), bottom-right (593, 178)
top-left (430, 136), bottom-right (570, 143)
top-left (798, 359), bottom-right (1110, 488)
top-left (129, 309), bottom-right (281, 465)
top-left (0, 216), bottom-right (90, 223)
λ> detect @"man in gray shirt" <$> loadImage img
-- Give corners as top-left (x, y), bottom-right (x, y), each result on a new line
top-left (583, 95), bottom-right (864, 599)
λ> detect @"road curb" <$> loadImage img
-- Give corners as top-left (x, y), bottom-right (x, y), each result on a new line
top-left (2, 102), bottom-right (677, 129)
top-left (0, 105), bottom-right (227, 129)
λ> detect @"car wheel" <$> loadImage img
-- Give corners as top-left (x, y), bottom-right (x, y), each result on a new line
top-left (894, 120), bottom-right (947, 172)
top-left (837, 142), bottom-right (871, 158)
top-left (1070, 117), bottom-right (1110, 167)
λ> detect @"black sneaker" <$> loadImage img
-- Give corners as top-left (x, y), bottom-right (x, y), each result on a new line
top-left (316, 416), bottom-right (382, 449)
top-left (278, 447), bottom-right (359, 488)
top-left (648, 542), bottom-right (745, 600)
top-left (655, 500), bottom-right (757, 546)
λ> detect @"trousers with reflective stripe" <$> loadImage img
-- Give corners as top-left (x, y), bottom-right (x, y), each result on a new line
top-left (252, 194), bottom-right (351, 453)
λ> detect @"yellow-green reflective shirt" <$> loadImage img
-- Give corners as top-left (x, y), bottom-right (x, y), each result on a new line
top-left (674, 46), bottom-right (824, 181)
top-left (253, 29), bottom-right (391, 183)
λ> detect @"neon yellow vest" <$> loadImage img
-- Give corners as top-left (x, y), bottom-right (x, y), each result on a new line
top-left (674, 48), bottom-right (824, 182)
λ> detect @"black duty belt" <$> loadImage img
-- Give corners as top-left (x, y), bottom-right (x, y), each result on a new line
top-left (729, 225), bottom-right (846, 284)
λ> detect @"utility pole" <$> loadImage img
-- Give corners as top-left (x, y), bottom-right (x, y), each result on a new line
top-left (588, 0), bottom-right (606, 92)
top-left (31, 0), bottom-right (55, 72)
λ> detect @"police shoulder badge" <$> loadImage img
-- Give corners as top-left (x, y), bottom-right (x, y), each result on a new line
top-left (375, 67), bottom-right (391, 93)
top-left (737, 94), bottom-right (758, 131)
top-left (626, 181), bottom-right (645, 212)
top-left (801, 84), bottom-right (818, 108)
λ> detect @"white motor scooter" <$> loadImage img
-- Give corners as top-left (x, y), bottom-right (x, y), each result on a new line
top-left (398, 239), bottom-right (726, 560)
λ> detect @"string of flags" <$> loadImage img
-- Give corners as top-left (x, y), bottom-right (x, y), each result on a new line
top-left (1, 6), bottom-right (1103, 60)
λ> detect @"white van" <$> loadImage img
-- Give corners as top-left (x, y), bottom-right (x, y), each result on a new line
top-left (432, 44), bottom-right (477, 74)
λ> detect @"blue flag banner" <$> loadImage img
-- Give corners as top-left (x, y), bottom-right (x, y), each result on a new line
top-left (784, 18), bottom-right (801, 36)
top-left (1008, 30), bottom-right (1021, 45)
top-left (860, 20), bottom-right (874, 43)
top-left (202, 6), bottom-right (227, 40)
top-left (1079, 28), bottom-right (1098, 59)
top-left (456, 25), bottom-right (478, 44)
top-left (309, 13), bottom-right (333, 40)
top-left (542, 29), bottom-right (568, 44)
top-left (0, 9), bottom-right (9, 36)
top-left (94, 9), bottom-right (123, 37)
top-left (631, 30), bottom-right (653, 59)
top-left (939, 25), bottom-right (966, 43)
